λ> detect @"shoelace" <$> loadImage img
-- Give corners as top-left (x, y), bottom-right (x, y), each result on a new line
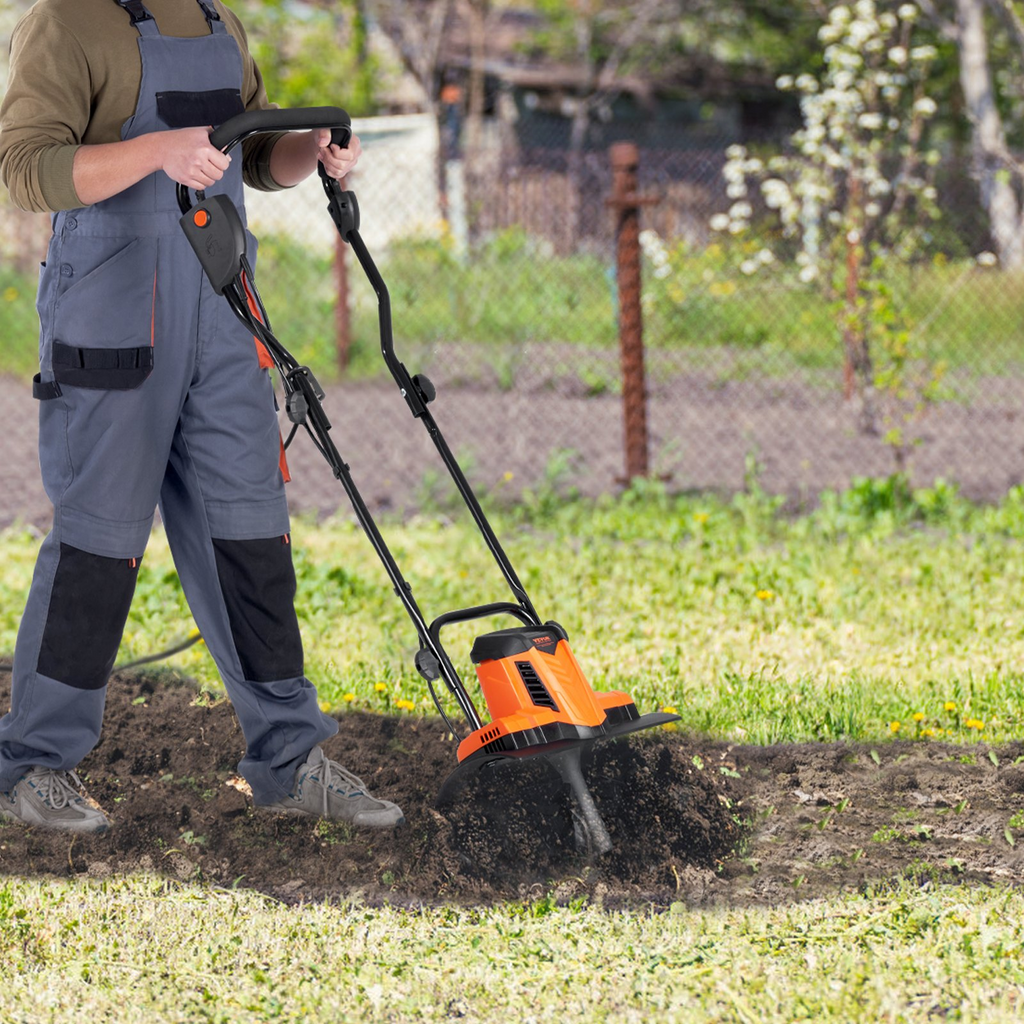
top-left (309, 759), bottom-right (372, 817)
top-left (27, 768), bottom-right (85, 810)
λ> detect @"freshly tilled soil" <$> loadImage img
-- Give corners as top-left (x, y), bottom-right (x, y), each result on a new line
top-left (2, 668), bottom-right (1024, 908)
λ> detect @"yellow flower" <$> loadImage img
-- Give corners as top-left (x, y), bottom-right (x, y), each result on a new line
top-left (921, 728), bottom-right (934, 738)
top-left (944, 701), bottom-right (957, 712)
top-left (755, 589), bottom-right (774, 601)
top-left (912, 712), bottom-right (925, 722)
top-left (503, 471), bottom-right (514, 482)
top-left (374, 682), bottom-right (388, 693)
top-left (318, 701), bottom-right (331, 713)
top-left (662, 706), bottom-right (678, 715)
top-left (342, 693), bottom-right (356, 703)
top-left (890, 721), bottom-right (902, 733)
top-left (693, 512), bottom-right (710, 525)
top-left (395, 698), bottom-right (415, 711)
top-left (965, 718), bottom-right (985, 730)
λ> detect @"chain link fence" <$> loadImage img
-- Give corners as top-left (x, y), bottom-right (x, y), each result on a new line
top-left (0, 113), bottom-right (1020, 526)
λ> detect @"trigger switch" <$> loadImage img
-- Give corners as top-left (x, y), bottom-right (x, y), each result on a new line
top-left (413, 374), bottom-right (436, 404)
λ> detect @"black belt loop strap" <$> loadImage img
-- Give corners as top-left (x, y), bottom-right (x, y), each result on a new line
top-left (195, 0), bottom-right (221, 23)
top-left (32, 374), bottom-right (62, 402)
top-left (114, 0), bottom-right (153, 26)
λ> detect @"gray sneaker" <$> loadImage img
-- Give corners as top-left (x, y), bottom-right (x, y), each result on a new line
top-left (259, 746), bottom-right (405, 828)
top-left (0, 767), bottom-right (110, 834)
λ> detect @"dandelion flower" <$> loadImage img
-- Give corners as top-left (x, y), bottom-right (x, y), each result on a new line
top-left (662, 706), bottom-right (679, 715)
top-left (912, 712), bottom-right (925, 722)
top-left (756, 589), bottom-right (774, 601)
top-left (944, 701), bottom-right (957, 712)
top-left (343, 692), bottom-right (356, 703)
top-left (374, 682), bottom-right (388, 693)
top-left (890, 721), bottom-right (902, 733)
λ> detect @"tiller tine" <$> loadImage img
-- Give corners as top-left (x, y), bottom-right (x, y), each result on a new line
top-left (435, 623), bottom-right (681, 856)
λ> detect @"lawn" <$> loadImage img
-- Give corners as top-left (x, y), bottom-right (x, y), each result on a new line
top-left (3, 477), bottom-right (1024, 1021)
top-left (2, 474), bottom-right (1020, 745)
top-left (3, 876), bottom-right (1024, 1022)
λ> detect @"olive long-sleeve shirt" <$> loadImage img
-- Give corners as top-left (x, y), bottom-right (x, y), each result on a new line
top-left (0, 0), bottom-right (292, 213)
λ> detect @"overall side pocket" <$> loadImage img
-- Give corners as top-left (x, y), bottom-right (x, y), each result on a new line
top-left (50, 235), bottom-right (159, 391)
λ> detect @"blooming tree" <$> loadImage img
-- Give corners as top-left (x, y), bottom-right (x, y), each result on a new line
top-left (711, 0), bottom-right (944, 440)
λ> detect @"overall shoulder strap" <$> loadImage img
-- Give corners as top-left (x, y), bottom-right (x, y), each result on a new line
top-left (194, 0), bottom-right (222, 25)
top-left (111, 0), bottom-right (223, 32)
top-left (111, 0), bottom-right (155, 27)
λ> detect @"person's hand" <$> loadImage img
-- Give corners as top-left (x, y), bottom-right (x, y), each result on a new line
top-left (159, 126), bottom-right (231, 189)
top-left (313, 130), bottom-right (361, 180)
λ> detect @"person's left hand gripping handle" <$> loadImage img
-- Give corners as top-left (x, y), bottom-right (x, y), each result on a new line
top-left (314, 129), bottom-right (362, 180)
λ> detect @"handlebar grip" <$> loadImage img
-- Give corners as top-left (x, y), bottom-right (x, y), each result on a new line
top-left (209, 106), bottom-right (351, 152)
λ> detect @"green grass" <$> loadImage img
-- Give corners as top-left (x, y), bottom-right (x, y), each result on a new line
top-left (6, 479), bottom-right (1024, 1020)
top-left (2, 876), bottom-right (1023, 1022)
top-left (2, 474), bottom-right (1024, 745)
top-left (2, 230), bottom-right (1019, 382)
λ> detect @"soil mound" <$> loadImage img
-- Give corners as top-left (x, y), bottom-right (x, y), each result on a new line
top-left (4, 669), bottom-right (1024, 907)
top-left (0, 670), bottom-right (736, 905)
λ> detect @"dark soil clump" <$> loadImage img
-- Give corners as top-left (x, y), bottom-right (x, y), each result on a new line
top-left (4, 668), bottom-right (1024, 907)
top-left (0, 670), bottom-right (736, 905)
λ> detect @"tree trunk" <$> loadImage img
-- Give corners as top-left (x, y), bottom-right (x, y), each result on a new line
top-left (955, 0), bottom-right (1024, 267)
top-left (564, 2), bottom-right (597, 256)
top-left (463, 0), bottom-right (487, 247)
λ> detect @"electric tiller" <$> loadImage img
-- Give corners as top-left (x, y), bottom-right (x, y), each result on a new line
top-left (178, 107), bottom-right (679, 854)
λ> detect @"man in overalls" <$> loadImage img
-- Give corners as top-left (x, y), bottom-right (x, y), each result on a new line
top-left (0, 0), bottom-right (404, 832)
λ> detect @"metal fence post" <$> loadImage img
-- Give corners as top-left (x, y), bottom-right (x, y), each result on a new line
top-left (608, 142), bottom-right (656, 482)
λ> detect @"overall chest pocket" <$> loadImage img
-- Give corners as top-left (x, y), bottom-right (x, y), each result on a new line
top-left (50, 235), bottom-right (158, 390)
top-left (156, 88), bottom-right (245, 129)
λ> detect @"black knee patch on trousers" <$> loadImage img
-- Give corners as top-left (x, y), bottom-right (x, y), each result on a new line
top-left (212, 536), bottom-right (304, 683)
top-left (37, 543), bottom-right (141, 690)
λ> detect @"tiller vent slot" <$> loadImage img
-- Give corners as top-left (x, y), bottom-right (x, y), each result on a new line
top-left (515, 660), bottom-right (559, 711)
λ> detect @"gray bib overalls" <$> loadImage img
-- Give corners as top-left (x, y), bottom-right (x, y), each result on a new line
top-left (0, 0), bottom-right (338, 804)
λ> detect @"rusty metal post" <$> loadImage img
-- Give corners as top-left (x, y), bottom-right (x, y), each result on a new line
top-left (335, 174), bottom-right (351, 373)
top-left (607, 142), bottom-right (655, 481)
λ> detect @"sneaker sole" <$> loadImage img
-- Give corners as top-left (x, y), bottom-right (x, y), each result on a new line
top-left (0, 806), bottom-right (110, 834)
top-left (256, 805), bottom-right (406, 829)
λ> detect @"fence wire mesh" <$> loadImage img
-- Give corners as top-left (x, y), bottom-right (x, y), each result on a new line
top-left (0, 113), bottom-right (1018, 528)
